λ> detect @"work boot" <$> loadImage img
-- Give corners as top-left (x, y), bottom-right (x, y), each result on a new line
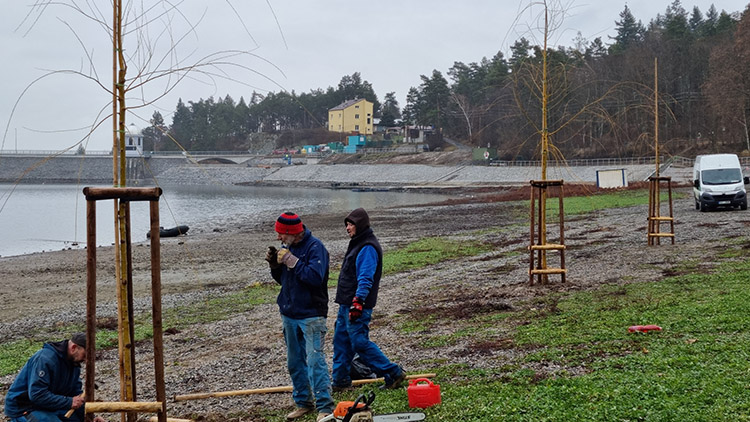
top-left (286, 407), bottom-right (313, 420)
top-left (317, 412), bottom-right (332, 421)
top-left (382, 366), bottom-right (406, 389)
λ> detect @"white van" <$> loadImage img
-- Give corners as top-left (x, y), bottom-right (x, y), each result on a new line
top-left (693, 153), bottom-right (749, 211)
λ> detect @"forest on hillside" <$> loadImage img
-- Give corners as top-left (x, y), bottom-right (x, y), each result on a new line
top-left (144, 1), bottom-right (750, 160)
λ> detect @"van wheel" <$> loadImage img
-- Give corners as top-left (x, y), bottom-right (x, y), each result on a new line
top-left (742, 200), bottom-right (748, 211)
top-left (695, 200), bottom-right (700, 210)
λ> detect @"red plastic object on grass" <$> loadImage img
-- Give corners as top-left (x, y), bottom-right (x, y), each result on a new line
top-left (408, 378), bottom-right (441, 409)
top-left (628, 325), bottom-right (662, 333)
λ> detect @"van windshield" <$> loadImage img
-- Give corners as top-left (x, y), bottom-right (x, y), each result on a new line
top-left (701, 168), bottom-right (742, 185)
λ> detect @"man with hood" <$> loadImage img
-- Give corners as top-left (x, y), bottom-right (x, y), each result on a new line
top-left (266, 212), bottom-right (334, 421)
top-left (331, 208), bottom-right (406, 391)
top-left (4, 333), bottom-right (106, 422)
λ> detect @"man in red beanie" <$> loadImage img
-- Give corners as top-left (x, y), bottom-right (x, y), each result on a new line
top-left (266, 212), bottom-right (334, 421)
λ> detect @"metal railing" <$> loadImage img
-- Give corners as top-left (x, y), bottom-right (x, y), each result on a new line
top-left (0, 149), bottom-right (111, 156)
top-left (4, 150), bottom-right (749, 169)
top-left (489, 156), bottom-right (666, 167)
top-left (0, 150), bottom-right (266, 157)
top-left (487, 156), bottom-right (748, 170)
top-left (176, 150), bottom-right (262, 156)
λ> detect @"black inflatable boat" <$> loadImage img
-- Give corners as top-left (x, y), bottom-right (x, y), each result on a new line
top-left (146, 225), bottom-right (189, 238)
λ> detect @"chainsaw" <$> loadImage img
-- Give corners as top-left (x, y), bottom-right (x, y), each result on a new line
top-left (319, 391), bottom-right (426, 422)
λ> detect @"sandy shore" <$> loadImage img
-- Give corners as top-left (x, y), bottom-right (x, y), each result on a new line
top-left (1, 186), bottom-right (747, 421)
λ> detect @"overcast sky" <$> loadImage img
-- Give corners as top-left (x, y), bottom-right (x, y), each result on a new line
top-left (1, 1), bottom-right (747, 151)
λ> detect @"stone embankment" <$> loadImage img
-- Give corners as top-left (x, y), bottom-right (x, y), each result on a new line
top-left (0, 153), bottom-right (693, 187)
top-left (155, 162), bottom-right (692, 187)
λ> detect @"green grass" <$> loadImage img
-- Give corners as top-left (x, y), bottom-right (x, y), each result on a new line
top-left (396, 314), bottom-right (436, 334)
top-left (552, 189), bottom-right (681, 216)
top-left (94, 324), bottom-right (155, 349)
top-left (328, 236), bottom-right (493, 287)
top-left (0, 339), bottom-right (42, 376)
top-left (162, 282), bottom-right (279, 330)
top-left (383, 237), bottom-right (491, 275)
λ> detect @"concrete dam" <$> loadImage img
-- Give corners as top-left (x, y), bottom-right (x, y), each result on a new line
top-left (0, 154), bottom-right (188, 184)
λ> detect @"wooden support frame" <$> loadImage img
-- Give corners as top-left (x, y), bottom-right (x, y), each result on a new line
top-left (83, 187), bottom-right (167, 422)
top-left (529, 180), bottom-right (567, 285)
top-left (647, 176), bottom-right (675, 245)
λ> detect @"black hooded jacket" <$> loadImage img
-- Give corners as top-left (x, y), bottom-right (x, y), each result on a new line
top-left (335, 208), bottom-right (383, 309)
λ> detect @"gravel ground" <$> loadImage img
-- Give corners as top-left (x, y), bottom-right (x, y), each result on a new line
top-left (1, 185), bottom-right (748, 421)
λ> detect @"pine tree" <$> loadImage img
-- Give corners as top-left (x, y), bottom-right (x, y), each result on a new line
top-left (610, 5), bottom-right (645, 54)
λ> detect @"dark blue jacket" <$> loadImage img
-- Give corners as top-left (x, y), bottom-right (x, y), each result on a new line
top-left (335, 226), bottom-right (383, 309)
top-left (271, 227), bottom-right (329, 319)
top-left (4, 340), bottom-right (82, 418)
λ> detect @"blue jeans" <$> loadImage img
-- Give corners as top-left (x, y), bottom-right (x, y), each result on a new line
top-left (9, 408), bottom-right (83, 422)
top-left (332, 305), bottom-right (400, 387)
top-left (281, 315), bottom-right (334, 413)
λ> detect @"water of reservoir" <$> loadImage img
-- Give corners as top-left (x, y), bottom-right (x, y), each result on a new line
top-left (0, 184), bottom-right (452, 257)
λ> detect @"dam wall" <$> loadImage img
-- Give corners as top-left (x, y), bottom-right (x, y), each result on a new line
top-left (0, 155), bottom-right (188, 184)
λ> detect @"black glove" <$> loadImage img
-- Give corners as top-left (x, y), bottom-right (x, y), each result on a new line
top-left (266, 246), bottom-right (280, 269)
top-left (349, 297), bottom-right (364, 322)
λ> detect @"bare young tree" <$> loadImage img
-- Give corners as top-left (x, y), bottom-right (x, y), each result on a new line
top-left (4, 1), bottom-right (285, 172)
top-left (508, 0), bottom-right (662, 282)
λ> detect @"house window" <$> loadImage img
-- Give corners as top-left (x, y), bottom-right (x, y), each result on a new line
top-left (367, 118), bottom-right (371, 124)
top-left (355, 114), bottom-right (360, 119)
top-left (355, 125), bottom-right (360, 131)
top-left (355, 105), bottom-right (360, 109)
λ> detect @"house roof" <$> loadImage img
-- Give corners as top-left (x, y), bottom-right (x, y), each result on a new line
top-left (330, 98), bottom-right (367, 111)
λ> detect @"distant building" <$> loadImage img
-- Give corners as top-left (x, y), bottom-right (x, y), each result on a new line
top-left (404, 125), bottom-right (434, 143)
top-left (123, 123), bottom-right (144, 157)
top-left (328, 99), bottom-right (373, 135)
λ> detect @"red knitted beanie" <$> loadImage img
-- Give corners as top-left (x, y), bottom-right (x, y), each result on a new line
top-left (275, 212), bottom-right (303, 235)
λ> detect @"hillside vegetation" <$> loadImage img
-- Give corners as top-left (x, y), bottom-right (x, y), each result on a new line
top-left (142, 3), bottom-right (750, 162)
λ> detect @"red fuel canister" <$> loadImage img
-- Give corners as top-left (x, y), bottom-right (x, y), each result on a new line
top-left (407, 378), bottom-right (441, 408)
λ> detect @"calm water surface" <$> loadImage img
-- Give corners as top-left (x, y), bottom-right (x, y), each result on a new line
top-left (0, 184), bottom-right (451, 257)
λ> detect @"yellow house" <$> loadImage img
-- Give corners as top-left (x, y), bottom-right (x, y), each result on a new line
top-left (328, 99), bottom-right (373, 135)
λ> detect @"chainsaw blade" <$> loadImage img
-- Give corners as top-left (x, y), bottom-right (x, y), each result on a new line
top-left (372, 413), bottom-right (426, 421)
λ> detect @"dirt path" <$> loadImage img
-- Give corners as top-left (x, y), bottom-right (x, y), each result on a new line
top-left (2, 186), bottom-right (748, 421)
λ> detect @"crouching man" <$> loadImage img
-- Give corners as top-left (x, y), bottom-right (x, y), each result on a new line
top-left (4, 333), bottom-right (106, 422)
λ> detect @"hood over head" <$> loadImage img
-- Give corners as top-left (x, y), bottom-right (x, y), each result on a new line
top-left (344, 208), bottom-right (370, 234)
